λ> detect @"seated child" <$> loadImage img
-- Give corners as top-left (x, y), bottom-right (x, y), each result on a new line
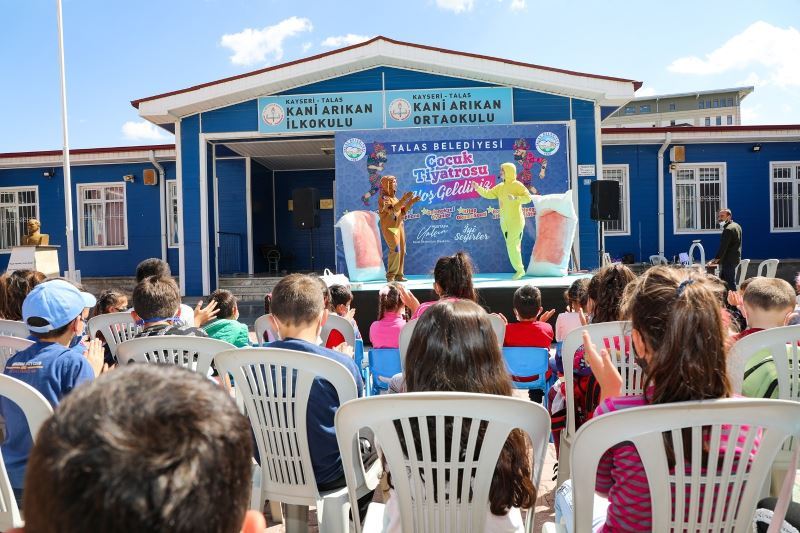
top-left (324, 284), bottom-right (361, 350)
top-left (739, 277), bottom-right (796, 399)
top-left (369, 283), bottom-right (406, 349)
top-left (135, 258), bottom-right (218, 327)
top-left (131, 276), bottom-right (208, 338)
top-left (91, 289), bottom-right (129, 366)
top-left (554, 278), bottom-right (590, 350)
top-left (201, 289), bottom-right (250, 347)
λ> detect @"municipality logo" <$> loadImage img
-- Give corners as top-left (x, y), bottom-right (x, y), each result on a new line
top-left (342, 138), bottom-right (366, 162)
top-left (535, 132), bottom-right (560, 156)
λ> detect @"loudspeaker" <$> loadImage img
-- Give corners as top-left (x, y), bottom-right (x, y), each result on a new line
top-left (292, 188), bottom-right (320, 229)
top-left (590, 180), bottom-right (620, 221)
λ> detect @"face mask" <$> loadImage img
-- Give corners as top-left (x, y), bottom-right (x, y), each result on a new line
top-left (719, 220), bottom-right (726, 228)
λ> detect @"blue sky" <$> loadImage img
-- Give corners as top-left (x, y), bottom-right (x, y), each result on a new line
top-left (2, 0), bottom-right (799, 152)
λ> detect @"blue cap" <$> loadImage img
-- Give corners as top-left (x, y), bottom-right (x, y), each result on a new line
top-left (22, 280), bottom-right (97, 333)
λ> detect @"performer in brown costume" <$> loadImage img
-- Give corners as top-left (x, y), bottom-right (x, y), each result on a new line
top-left (378, 175), bottom-right (420, 282)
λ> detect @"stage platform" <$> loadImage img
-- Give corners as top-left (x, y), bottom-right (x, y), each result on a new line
top-left (350, 272), bottom-right (591, 346)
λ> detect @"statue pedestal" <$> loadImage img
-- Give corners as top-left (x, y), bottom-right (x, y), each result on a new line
top-left (7, 246), bottom-right (60, 277)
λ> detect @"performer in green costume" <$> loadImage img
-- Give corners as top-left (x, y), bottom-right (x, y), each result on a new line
top-left (474, 162), bottom-right (532, 280)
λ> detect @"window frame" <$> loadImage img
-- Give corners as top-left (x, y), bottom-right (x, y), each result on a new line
top-left (77, 182), bottom-right (129, 251)
top-left (0, 186), bottom-right (39, 253)
top-left (671, 163), bottom-right (727, 234)
top-left (769, 161), bottom-right (800, 233)
top-left (639, 104), bottom-right (651, 113)
top-left (624, 106), bottom-right (636, 115)
top-left (166, 180), bottom-right (180, 248)
top-left (602, 164), bottom-right (631, 236)
top-left (669, 103), bottom-right (676, 111)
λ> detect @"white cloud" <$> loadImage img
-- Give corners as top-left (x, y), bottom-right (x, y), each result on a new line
top-left (121, 121), bottom-right (170, 141)
top-left (667, 21), bottom-right (800, 87)
top-left (509, 0), bottom-right (525, 10)
top-left (302, 41), bottom-right (312, 53)
top-left (636, 87), bottom-right (658, 97)
top-left (436, 0), bottom-right (474, 13)
top-left (737, 72), bottom-right (768, 88)
top-left (220, 16), bottom-right (313, 66)
top-left (740, 103), bottom-right (762, 124)
top-left (320, 34), bottom-right (372, 48)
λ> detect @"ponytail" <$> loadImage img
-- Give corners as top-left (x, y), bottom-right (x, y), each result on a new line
top-left (377, 282), bottom-right (402, 320)
top-left (433, 251), bottom-right (477, 302)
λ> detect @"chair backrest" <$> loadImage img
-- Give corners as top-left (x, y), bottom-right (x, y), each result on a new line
top-left (336, 392), bottom-right (550, 533)
top-left (757, 259), bottom-right (779, 278)
top-left (487, 313), bottom-right (506, 346)
top-left (502, 347), bottom-right (549, 380)
top-left (0, 336), bottom-right (34, 372)
top-left (87, 312), bottom-right (141, 357)
top-left (730, 325), bottom-right (800, 399)
top-left (215, 347), bottom-right (362, 506)
top-left (562, 321), bottom-right (642, 438)
top-left (570, 399), bottom-right (800, 533)
top-left (254, 313), bottom-right (280, 344)
top-left (0, 320), bottom-right (29, 339)
top-left (649, 254), bottom-right (668, 266)
top-left (735, 259), bottom-right (750, 286)
top-left (116, 336), bottom-right (234, 377)
top-left (0, 374), bottom-right (55, 530)
top-left (321, 313), bottom-right (356, 348)
top-left (368, 348), bottom-right (402, 392)
top-left (398, 318), bottom-right (418, 368)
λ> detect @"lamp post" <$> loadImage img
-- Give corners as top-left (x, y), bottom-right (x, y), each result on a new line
top-left (56, 0), bottom-right (76, 279)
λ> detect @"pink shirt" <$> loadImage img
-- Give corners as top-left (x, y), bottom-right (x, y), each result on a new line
top-left (410, 297), bottom-right (458, 320)
top-left (594, 395), bottom-right (759, 532)
top-left (369, 312), bottom-right (406, 348)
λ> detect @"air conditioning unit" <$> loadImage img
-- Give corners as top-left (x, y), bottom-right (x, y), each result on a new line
top-left (670, 146), bottom-right (685, 163)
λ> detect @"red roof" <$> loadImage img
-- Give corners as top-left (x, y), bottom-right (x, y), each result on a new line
top-left (131, 35), bottom-right (642, 109)
top-left (0, 144), bottom-right (176, 159)
top-left (602, 125), bottom-right (800, 134)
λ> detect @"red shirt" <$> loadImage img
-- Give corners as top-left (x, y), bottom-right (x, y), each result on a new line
top-left (734, 327), bottom-right (763, 342)
top-left (325, 329), bottom-right (346, 349)
top-left (503, 320), bottom-right (554, 348)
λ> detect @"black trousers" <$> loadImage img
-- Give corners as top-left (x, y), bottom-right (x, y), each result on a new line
top-left (719, 261), bottom-right (738, 291)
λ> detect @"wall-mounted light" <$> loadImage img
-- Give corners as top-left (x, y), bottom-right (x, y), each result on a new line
top-left (42, 168), bottom-right (56, 178)
top-left (751, 144), bottom-right (762, 153)
top-left (123, 174), bottom-right (135, 183)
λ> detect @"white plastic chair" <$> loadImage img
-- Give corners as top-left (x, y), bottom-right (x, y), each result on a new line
top-left (543, 399), bottom-right (800, 533)
top-left (254, 313), bottom-right (280, 344)
top-left (214, 347), bottom-right (379, 533)
top-left (87, 312), bottom-right (140, 357)
top-left (116, 336), bottom-right (234, 377)
top-left (730, 325), bottom-right (800, 490)
top-left (0, 373), bottom-right (54, 530)
top-left (0, 337), bottom-right (34, 373)
top-left (321, 314), bottom-right (356, 348)
top-left (757, 259), bottom-right (779, 278)
top-left (336, 392), bottom-right (550, 533)
top-left (398, 318), bottom-right (418, 369)
top-left (0, 320), bottom-right (29, 339)
top-left (557, 320), bottom-right (642, 486)
top-left (735, 259), bottom-right (750, 286)
top-left (488, 313), bottom-right (506, 346)
top-left (649, 254), bottom-right (668, 266)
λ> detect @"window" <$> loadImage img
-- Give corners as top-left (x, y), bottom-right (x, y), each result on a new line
top-left (167, 181), bottom-right (179, 247)
top-left (770, 162), bottom-right (800, 231)
top-left (706, 100), bottom-right (712, 108)
top-left (624, 106), bottom-right (635, 114)
top-left (727, 115), bottom-right (733, 125)
top-left (705, 117), bottom-right (711, 126)
top-left (699, 101), bottom-right (705, 109)
top-left (727, 98), bottom-right (734, 107)
top-left (669, 103), bottom-right (676, 111)
top-left (78, 183), bottom-right (127, 250)
top-left (716, 116), bottom-right (722, 126)
top-left (602, 165), bottom-right (629, 235)
top-left (0, 187), bottom-right (38, 252)
top-left (673, 164), bottom-right (726, 233)
top-left (670, 120), bottom-right (676, 126)
top-left (712, 99), bottom-right (719, 108)
top-left (639, 104), bottom-right (651, 113)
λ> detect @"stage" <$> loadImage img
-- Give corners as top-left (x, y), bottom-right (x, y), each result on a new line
top-left (350, 272), bottom-right (591, 346)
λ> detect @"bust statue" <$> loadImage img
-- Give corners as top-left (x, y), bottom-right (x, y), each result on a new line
top-left (23, 218), bottom-right (49, 246)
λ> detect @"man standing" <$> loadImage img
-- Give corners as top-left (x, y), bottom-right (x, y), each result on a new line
top-left (708, 208), bottom-right (742, 290)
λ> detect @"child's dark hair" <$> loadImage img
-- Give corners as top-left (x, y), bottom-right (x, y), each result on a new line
top-left (377, 282), bottom-right (403, 320)
top-left (628, 266), bottom-right (731, 405)
top-left (433, 251), bottom-right (477, 302)
top-left (6, 269), bottom-right (47, 321)
top-left (590, 264), bottom-right (636, 324)
top-left (93, 290), bottom-right (128, 317)
top-left (207, 289), bottom-right (238, 319)
top-left (271, 274), bottom-right (324, 326)
top-left (264, 293), bottom-right (271, 315)
top-left (328, 284), bottom-right (352, 310)
top-left (564, 278), bottom-right (590, 308)
top-left (743, 277), bottom-right (796, 312)
top-left (135, 258), bottom-right (171, 283)
top-left (513, 284), bottom-right (542, 319)
top-left (132, 276), bottom-right (181, 321)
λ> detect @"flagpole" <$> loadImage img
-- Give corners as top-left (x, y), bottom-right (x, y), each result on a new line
top-left (56, 0), bottom-right (76, 279)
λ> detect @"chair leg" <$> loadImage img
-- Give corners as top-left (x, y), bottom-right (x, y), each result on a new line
top-left (269, 500), bottom-right (284, 524)
top-left (284, 504), bottom-right (309, 533)
top-left (316, 495), bottom-right (350, 533)
top-left (556, 434), bottom-right (572, 487)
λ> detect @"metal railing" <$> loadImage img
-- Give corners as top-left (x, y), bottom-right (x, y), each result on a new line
top-left (218, 232), bottom-right (242, 274)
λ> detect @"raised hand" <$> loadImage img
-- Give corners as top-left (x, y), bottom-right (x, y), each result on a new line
top-left (537, 308), bottom-right (556, 323)
top-left (194, 299), bottom-right (220, 327)
top-left (582, 330), bottom-right (623, 403)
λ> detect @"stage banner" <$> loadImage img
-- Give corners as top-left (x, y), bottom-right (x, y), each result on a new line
top-left (258, 92), bottom-right (383, 133)
top-left (334, 123), bottom-right (570, 275)
top-left (384, 87), bottom-right (513, 128)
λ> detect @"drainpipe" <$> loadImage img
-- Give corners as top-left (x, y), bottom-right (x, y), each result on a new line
top-left (149, 150), bottom-right (167, 262)
top-left (657, 133), bottom-right (672, 258)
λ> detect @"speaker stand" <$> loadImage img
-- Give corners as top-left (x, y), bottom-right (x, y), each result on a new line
top-left (598, 220), bottom-right (606, 267)
top-left (308, 227), bottom-right (316, 274)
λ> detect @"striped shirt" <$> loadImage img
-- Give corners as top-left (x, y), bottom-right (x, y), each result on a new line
top-left (594, 395), bottom-right (759, 532)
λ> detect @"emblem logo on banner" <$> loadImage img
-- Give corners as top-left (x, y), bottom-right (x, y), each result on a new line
top-left (535, 132), bottom-right (560, 156)
top-left (342, 138), bottom-right (367, 162)
top-left (261, 103), bottom-right (285, 126)
top-left (388, 98), bottom-right (412, 121)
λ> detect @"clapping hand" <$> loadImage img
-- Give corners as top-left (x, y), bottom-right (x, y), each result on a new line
top-left (537, 307), bottom-right (556, 322)
top-left (581, 330), bottom-right (623, 403)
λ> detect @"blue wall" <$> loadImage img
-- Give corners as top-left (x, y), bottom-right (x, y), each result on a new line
top-left (0, 161), bottom-right (176, 276)
top-left (603, 141), bottom-right (800, 261)
top-left (215, 157), bottom-right (248, 274)
top-left (250, 161), bottom-right (275, 273)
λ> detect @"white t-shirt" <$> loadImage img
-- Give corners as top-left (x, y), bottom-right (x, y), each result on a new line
top-left (382, 488), bottom-right (524, 532)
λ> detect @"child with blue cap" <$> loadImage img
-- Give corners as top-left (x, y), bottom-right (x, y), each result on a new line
top-left (1, 279), bottom-right (105, 503)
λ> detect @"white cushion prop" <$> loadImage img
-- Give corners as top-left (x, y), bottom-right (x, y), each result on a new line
top-left (335, 210), bottom-right (387, 282)
top-left (526, 192), bottom-right (577, 277)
